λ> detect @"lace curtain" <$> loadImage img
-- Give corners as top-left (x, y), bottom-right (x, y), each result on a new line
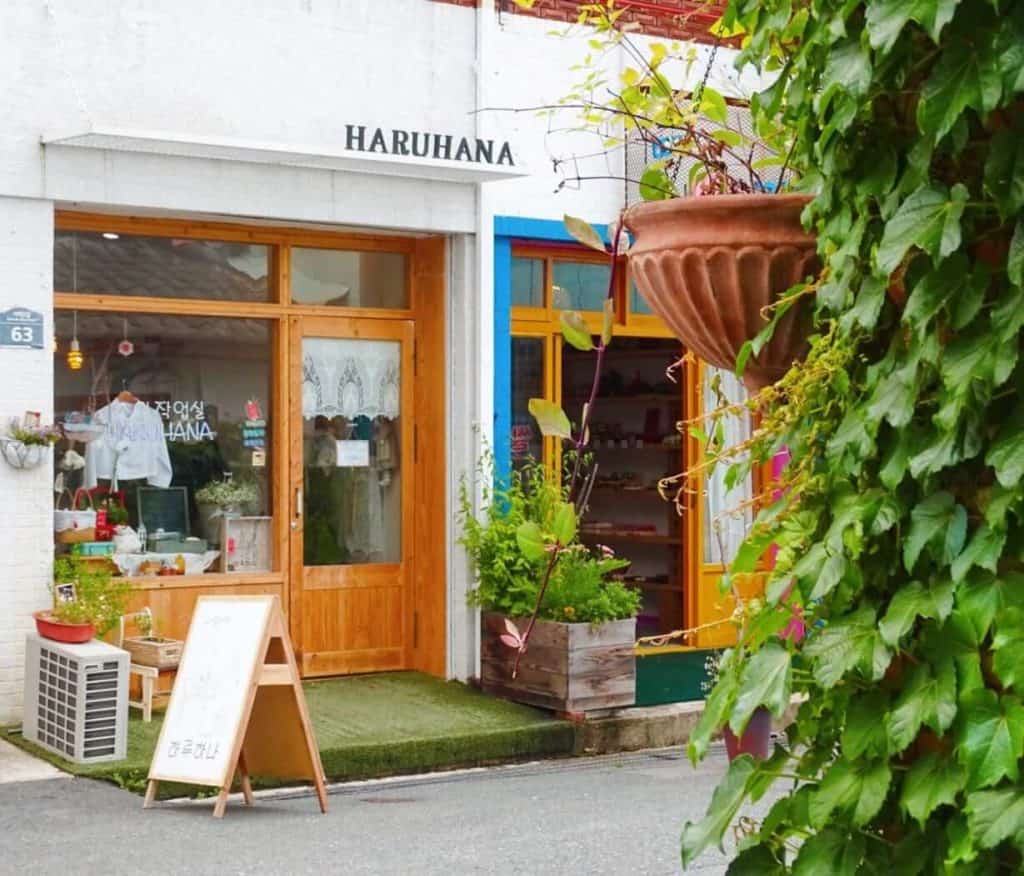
top-left (302, 338), bottom-right (400, 420)
top-left (702, 366), bottom-right (754, 565)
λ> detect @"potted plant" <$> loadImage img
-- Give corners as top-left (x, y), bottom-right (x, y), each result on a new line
top-left (120, 607), bottom-right (182, 669)
top-left (461, 457), bottom-right (640, 714)
top-left (545, 6), bottom-right (820, 391)
top-left (36, 557), bottom-right (133, 644)
top-left (0, 416), bottom-right (61, 470)
top-left (195, 477), bottom-right (259, 545)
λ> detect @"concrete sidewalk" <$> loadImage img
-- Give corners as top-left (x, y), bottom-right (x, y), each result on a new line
top-left (0, 739), bottom-right (63, 784)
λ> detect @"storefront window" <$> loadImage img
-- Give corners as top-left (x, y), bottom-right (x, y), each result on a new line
top-left (291, 247), bottom-right (408, 308)
top-left (53, 312), bottom-right (273, 576)
top-left (510, 337), bottom-right (545, 468)
top-left (54, 231), bottom-right (270, 302)
top-left (552, 261), bottom-right (609, 311)
top-left (702, 367), bottom-right (753, 565)
top-left (511, 256), bottom-right (544, 308)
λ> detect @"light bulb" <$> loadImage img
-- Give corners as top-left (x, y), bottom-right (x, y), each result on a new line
top-left (66, 338), bottom-right (83, 370)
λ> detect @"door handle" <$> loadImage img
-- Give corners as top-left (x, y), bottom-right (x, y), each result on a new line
top-left (295, 487), bottom-right (303, 519)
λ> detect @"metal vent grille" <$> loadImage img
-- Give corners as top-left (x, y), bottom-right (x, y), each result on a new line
top-left (83, 662), bottom-right (121, 759)
top-left (36, 646), bottom-right (79, 758)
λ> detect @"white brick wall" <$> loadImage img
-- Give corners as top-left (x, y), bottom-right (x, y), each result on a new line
top-left (0, 196), bottom-right (54, 725)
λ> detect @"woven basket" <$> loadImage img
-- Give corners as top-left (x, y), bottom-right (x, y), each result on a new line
top-left (122, 636), bottom-right (183, 670)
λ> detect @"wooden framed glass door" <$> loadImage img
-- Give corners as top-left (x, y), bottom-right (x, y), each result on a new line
top-left (289, 316), bottom-right (414, 676)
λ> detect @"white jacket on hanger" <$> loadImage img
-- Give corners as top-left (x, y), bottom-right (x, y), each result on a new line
top-left (84, 400), bottom-right (173, 489)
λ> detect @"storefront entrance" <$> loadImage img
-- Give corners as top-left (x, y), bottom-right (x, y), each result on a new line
top-left (52, 214), bottom-right (447, 680)
top-left (290, 317), bottom-right (415, 676)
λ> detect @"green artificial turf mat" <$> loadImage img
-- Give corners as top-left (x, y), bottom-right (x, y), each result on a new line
top-left (3, 672), bottom-right (574, 798)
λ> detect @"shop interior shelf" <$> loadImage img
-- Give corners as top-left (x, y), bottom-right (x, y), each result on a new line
top-left (579, 530), bottom-right (681, 545)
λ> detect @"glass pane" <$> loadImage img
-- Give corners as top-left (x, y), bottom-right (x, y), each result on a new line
top-left (552, 261), bottom-right (609, 311)
top-left (511, 337), bottom-right (545, 468)
top-left (511, 256), bottom-right (544, 308)
top-left (703, 367), bottom-right (753, 565)
top-left (630, 279), bottom-right (655, 315)
top-left (53, 313), bottom-right (273, 575)
top-left (292, 248), bottom-right (408, 308)
top-left (54, 231), bottom-right (270, 301)
top-left (302, 337), bottom-right (401, 565)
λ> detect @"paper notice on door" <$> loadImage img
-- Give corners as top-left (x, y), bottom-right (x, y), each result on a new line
top-left (337, 439), bottom-right (370, 468)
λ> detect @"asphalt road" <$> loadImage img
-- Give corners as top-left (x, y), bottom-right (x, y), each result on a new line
top-left (0, 746), bottom-right (766, 875)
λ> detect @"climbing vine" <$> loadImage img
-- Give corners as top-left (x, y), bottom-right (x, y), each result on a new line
top-left (675, 0), bottom-right (1024, 873)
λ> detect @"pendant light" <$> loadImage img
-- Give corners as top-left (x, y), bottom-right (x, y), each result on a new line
top-left (67, 310), bottom-right (83, 370)
top-left (66, 235), bottom-right (84, 370)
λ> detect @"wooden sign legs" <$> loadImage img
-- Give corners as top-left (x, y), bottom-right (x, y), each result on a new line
top-left (144, 597), bottom-right (328, 818)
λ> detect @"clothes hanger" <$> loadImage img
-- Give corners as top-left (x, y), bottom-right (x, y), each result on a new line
top-left (116, 379), bottom-right (138, 404)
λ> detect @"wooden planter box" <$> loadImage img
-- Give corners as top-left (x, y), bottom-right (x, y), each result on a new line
top-left (480, 612), bottom-right (636, 714)
top-left (122, 636), bottom-right (183, 670)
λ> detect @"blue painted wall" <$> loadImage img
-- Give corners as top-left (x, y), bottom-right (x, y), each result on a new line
top-left (492, 216), bottom-right (610, 483)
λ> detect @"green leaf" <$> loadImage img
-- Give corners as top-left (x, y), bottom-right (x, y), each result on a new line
top-left (1010, 217), bottom-right (1024, 287)
top-left (726, 845), bottom-right (785, 876)
top-left (956, 689), bottom-right (1024, 790)
top-left (638, 166), bottom-right (673, 201)
top-left (983, 129), bottom-right (1024, 220)
top-left (842, 690), bottom-right (890, 759)
top-left (601, 298), bottom-right (613, 346)
top-left (559, 311), bottom-right (594, 352)
top-left (793, 828), bottom-right (864, 876)
top-left (865, 0), bottom-right (962, 54)
top-left (810, 552), bottom-right (846, 600)
top-left (917, 39), bottom-right (1003, 139)
top-left (966, 788), bottom-right (1024, 850)
top-left (903, 491), bottom-right (956, 572)
top-left (992, 608), bottom-right (1024, 691)
top-left (729, 642), bottom-right (791, 734)
top-left (903, 252), bottom-right (967, 332)
top-left (688, 654), bottom-right (740, 763)
top-left (515, 521), bottom-right (546, 562)
top-left (951, 526), bottom-right (1006, 583)
top-left (901, 753), bottom-right (966, 826)
top-left (986, 416), bottom-right (1024, 489)
top-left (562, 214), bottom-right (606, 253)
top-left (803, 606), bottom-right (879, 688)
top-left (699, 87), bottom-right (729, 125)
top-left (879, 580), bottom-right (955, 647)
top-left (551, 501), bottom-right (576, 545)
top-left (809, 758), bottom-right (891, 828)
top-left (820, 38), bottom-right (872, 103)
top-left (527, 398), bottom-right (571, 439)
top-left (886, 658), bottom-right (958, 752)
top-left (876, 184), bottom-right (967, 274)
top-left (680, 755), bottom-right (756, 867)
top-left (710, 128), bottom-right (743, 147)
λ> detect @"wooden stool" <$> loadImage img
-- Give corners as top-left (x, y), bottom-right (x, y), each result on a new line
top-left (129, 663), bottom-right (160, 722)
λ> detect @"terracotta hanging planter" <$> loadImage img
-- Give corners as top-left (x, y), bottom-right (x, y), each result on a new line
top-left (624, 194), bottom-right (820, 392)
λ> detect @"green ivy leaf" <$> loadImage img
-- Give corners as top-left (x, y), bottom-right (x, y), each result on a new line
top-left (820, 38), bottom-right (872, 104)
top-left (986, 413), bottom-right (1024, 489)
top-left (688, 653), bottom-right (740, 763)
top-left (903, 252), bottom-right (967, 333)
top-left (562, 214), bottom-right (606, 253)
top-left (865, 0), bottom-right (961, 54)
top-left (983, 129), bottom-right (1024, 220)
top-left (680, 755), bottom-right (756, 867)
top-left (917, 39), bottom-right (1003, 139)
top-left (810, 552), bottom-right (846, 600)
top-left (886, 658), bottom-right (957, 752)
top-left (956, 689), bottom-right (1024, 790)
top-left (951, 525), bottom-right (1006, 583)
top-left (1009, 217), bottom-right (1024, 287)
top-left (793, 828), bottom-right (864, 876)
top-left (601, 298), bottom-right (613, 346)
top-left (900, 753), bottom-right (966, 826)
top-left (699, 87), bottom-right (729, 125)
top-left (965, 788), bottom-right (1024, 850)
top-left (515, 521), bottom-right (547, 562)
top-left (726, 844), bottom-right (785, 875)
top-left (803, 606), bottom-right (881, 688)
top-left (842, 690), bottom-right (891, 759)
top-left (879, 580), bottom-right (955, 647)
top-left (876, 184), bottom-right (967, 274)
top-left (638, 166), bottom-right (673, 201)
top-left (710, 129), bottom-right (743, 148)
top-left (551, 501), bottom-right (576, 545)
top-left (809, 758), bottom-right (892, 828)
top-left (559, 311), bottom-right (594, 352)
top-left (729, 642), bottom-right (792, 734)
top-left (992, 608), bottom-right (1024, 690)
top-left (903, 491), bottom-right (956, 572)
top-left (527, 398), bottom-right (571, 439)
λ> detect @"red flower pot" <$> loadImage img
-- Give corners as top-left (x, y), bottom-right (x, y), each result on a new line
top-left (33, 611), bottom-right (95, 644)
top-left (723, 706), bottom-right (773, 761)
top-left (624, 194), bottom-right (819, 392)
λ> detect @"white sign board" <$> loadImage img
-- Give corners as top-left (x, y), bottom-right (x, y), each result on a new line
top-left (149, 597), bottom-right (272, 786)
top-left (336, 439), bottom-right (370, 468)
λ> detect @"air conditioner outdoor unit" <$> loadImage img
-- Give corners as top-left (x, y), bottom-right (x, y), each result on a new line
top-left (23, 634), bottom-right (129, 764)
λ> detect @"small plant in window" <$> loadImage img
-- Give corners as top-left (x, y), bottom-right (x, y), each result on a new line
top-left (195, 477), bottom-right (259, 510)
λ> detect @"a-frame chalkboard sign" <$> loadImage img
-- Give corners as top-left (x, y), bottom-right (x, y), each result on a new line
top-left (144, 595), bottom-right (327, 818)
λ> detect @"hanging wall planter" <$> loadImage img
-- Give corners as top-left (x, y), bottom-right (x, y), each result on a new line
top-left (624, 194), bottom-right (820, 392)
top-left (0, 439), bottom-right (49, 470)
